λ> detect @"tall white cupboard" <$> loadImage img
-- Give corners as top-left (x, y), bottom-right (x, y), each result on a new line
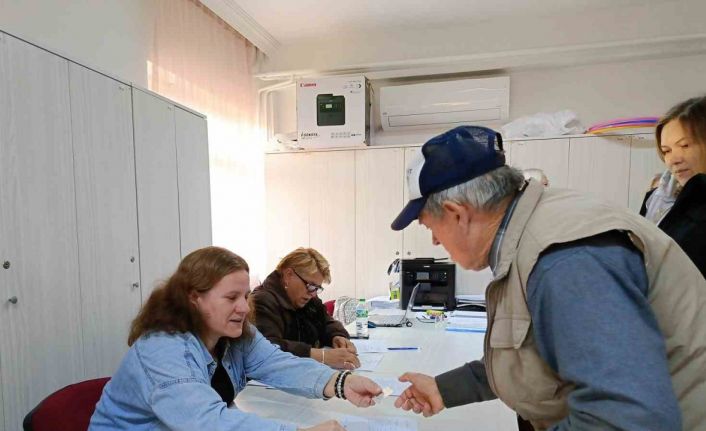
top-left (0, 30), bottom-right (211, 431)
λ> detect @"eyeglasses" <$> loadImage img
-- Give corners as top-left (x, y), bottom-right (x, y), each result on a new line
top-left (292, 270), bottom-right (324, 294)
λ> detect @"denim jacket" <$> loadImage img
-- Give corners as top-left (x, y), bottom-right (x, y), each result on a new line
top-left (89, 327), bottom-right (337, 431)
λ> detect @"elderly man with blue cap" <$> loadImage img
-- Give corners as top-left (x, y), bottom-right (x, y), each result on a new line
top-left (391, 125), bottom-right (706, 430)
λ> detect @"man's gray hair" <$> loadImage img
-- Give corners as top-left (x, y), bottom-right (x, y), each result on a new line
top-left (423, 165), bottom-right (525, 216)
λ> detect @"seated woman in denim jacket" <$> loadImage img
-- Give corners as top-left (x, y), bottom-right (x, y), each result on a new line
top-left (89, 246), bottom-right (381, 431)
top-left (250, 248), bottom-right (360, 370)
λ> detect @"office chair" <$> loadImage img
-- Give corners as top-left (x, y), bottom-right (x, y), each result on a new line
top-left (23, 377), bottom-right (110, 431)
top-left (324, 300), bottom-right (335, 316)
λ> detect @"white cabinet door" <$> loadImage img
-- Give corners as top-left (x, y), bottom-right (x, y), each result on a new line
top-left (628, 134), bottom-right (664, 213)
top-left (69, 63), bottom-right (141, 378)
top-left (402, 147), bottom-right (447, 259)
top-left (309, 151), bottom-right (356, 301)
top-left (264, 152), bottom-right (311, 273)
top-left (507, 138), bottom-right (570, 188)
top-left (0, 33), bottom-right (84, 431)
top-left (568, 135), bottom-right (631, 207)
top-left (355, 148), bottom-right (404, 299)
top-left (132, 89), bottom-right (181, 300)
top-left (175, 107), bottom-right (212, 257)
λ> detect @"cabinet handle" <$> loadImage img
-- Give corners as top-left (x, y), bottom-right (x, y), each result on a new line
top-left (407, 251), bottom-right (411, 256)
top-left (2, 261), bottom-right (9, 269)
top-left (395, 251), bottom-right (399, 256)
top-left (132, 282), bottom-right (140, 290)
top-left (7, 296), bottom-right (18, 304)
top-left (130, 256), bottom-right (135, 263)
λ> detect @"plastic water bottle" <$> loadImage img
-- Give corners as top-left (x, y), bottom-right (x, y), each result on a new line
top-left (355, 299), bottom-right (369, 338)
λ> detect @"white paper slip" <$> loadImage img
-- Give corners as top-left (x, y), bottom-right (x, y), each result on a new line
top-left (352, 339), bottom-right (389, 353)
top-left (339, 415), bottom-right (417, 431)
top-left (373, 387), bottom-right (394, 403)
top-left (358, 353), bottom-right (384, 371)
top-left (367, 375), bottom-right (411, 396)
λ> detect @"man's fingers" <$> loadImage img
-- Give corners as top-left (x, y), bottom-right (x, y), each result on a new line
top-left (398, 372), bottom-right (417, 383)
top-left (399, 399), bottom-right (413, 411)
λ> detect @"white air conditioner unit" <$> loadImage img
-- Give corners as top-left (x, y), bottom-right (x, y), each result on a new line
top-left (380, 77), bottom-right (510, 131)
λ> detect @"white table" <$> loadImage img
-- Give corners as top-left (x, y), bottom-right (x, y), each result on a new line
top-left (236, 321), bottom-right (516, 430)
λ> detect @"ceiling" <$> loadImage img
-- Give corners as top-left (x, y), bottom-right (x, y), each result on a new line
top-left (233, 0), bottom-right (669, 44)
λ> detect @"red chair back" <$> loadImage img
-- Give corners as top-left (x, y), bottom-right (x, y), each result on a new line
top-left (324, 300), bottom-right (335, 316)
top-left (23, 377), bottom-right (110, 431)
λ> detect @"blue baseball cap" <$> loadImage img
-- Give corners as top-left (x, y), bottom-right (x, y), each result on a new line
top-left (390, 125), bottom-right (506, 231)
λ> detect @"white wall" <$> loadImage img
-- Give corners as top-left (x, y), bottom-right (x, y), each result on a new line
top-left (0, 0), bottom-right (156, 87)
top-left (511, 53), bottom-right (706, 126)
top-left (258, 0), bottom-right (706, 75)
top-left (270, 52), bottom-right (706, 146)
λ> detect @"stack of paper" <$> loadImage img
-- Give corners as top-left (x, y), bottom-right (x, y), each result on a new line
top-left (446, 310), bottom-right (487, 333)
top-left (338, 415), bottom-right (417, 431)
top-left (367, 295), bottom-right (401, 310)
top-left (455, 294), bottom-right (486, 311)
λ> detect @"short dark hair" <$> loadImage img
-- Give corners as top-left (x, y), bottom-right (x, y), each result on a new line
top-left (128, 246), bottom-right (252, 345)
top-left (656, 96), bottom-right (706, 161)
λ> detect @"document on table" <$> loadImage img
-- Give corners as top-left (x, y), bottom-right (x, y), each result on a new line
top-left (339, 415), bottom-right (417, 431)
top-left (352, 339), bottom-right (389, 353)
top-left (358, 353), bottom-right (384, 371)
top-left (445, 311), bottom-right (487, 332)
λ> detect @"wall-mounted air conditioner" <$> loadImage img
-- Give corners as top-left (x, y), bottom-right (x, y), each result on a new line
top-left (380, 77), bottom-right (509, 131)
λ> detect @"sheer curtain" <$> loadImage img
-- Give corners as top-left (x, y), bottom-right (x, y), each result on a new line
top-left (148, 0), bottom-right (266, 278)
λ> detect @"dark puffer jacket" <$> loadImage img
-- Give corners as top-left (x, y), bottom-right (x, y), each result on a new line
top-left (248, 270), bottom-right (349, 357)
top-left (640, 173), bottom-right (706, 279)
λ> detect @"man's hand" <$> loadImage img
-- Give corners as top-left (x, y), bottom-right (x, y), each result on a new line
top-left (332, 336), bottom-right (357, 353)
top-left (394, 372), bottom-right (445, 417)
top-left (343, 374), bottom-right (382, 407)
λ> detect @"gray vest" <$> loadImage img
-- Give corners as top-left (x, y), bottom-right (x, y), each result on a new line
top-left (485, 181), bottom-right (706, 430)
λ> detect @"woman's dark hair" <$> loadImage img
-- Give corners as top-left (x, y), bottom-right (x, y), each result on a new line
top-left (128, 246), bottom-right (252, 345)
top-left (656, 95), bottom-right (706, 161)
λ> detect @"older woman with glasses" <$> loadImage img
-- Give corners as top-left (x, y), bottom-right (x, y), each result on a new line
top-left (249, 247), bottom-right (360, 370)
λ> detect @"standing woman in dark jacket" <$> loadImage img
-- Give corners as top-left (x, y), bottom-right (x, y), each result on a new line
top-left (249, 247), bottom-right (360, 369)
top-left (640, 95), bottom-right (706, 279)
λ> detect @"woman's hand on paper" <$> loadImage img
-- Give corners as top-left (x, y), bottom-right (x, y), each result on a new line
top-left (298, 419), bottom-right (345, 431)
top-left (343, 374), bottom-right (383, 407)
top-left (332, 336), bottom-right (357, 353)
top-left (394, 372), bottom-right (445, 417)
top-left (320, 347), bottom-right (360, 369)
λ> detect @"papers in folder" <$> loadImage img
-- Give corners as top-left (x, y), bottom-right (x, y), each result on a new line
top-left (445, 310), bottom-right (487, 333)
top-left (455, 294), bottom-right (486, 310)
top-left (339, 415), bottom-right (417, 431)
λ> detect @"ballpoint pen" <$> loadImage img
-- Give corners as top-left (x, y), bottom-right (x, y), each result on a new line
top-left (387, 347), bottom-right (419, 351)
